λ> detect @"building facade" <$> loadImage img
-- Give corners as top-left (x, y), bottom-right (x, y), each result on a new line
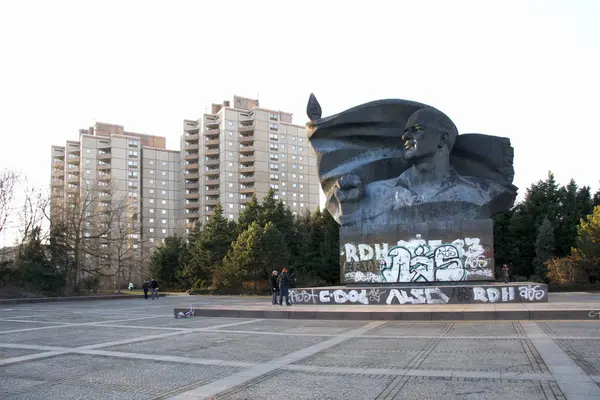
top-left (50, 123), bottom-right (180, 289)
top-left (181, 95), bottom-right (320, 232)
top-left (50, 96), bottom-right (322, 287)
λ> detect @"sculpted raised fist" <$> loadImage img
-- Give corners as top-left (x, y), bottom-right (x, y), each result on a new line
top-left (333, 174), bottom-right (365, 215)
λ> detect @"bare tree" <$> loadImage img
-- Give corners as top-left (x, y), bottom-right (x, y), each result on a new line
top-left (18, 185), bottom-right (50, 245)
top-left (0, 169), bottom-right (21, 236)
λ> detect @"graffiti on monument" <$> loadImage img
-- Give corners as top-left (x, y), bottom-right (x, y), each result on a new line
top-left (289, 284), bottom-right (548, 305)
top-left (343, 237), bottom-right (492, 284)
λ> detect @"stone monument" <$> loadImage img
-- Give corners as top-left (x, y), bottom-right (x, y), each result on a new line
top-left (289, 94), bottom-right (548, 305)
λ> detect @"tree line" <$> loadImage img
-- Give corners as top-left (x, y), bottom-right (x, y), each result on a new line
top-left (148, 189), bottom-right (340, 293)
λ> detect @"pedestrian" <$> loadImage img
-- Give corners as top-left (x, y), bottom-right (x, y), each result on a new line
top-left (278, 268), bottom-right (291, 306)
top-left (142, 279), bottom-right (149, 300)
top-left (150, 278), bottom-right (159, 300)
top-left (502, 264), bottom-right (510, 283)
top-left (270, 270), bottom-right (279, 305)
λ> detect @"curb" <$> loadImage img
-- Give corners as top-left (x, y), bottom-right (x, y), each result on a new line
top-left (175, 307), bottom-right (600, 321)
top-left (0, 294), bottom-right (166, 305)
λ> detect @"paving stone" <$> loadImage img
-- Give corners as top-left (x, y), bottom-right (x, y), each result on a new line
top-left (0, 347), bottom-right (44, 360)
top-left (446, 322), bottom-right (522, 337)
top-left (0, 325), bottom-right (159, 347)
top-left (105, 331), bottom-right (330, 363)
top-left (0, 353), bottom-right (239, 398)
top-left (224, 319), bottom-right (365, 334)
top-left (557, 339), bottom-right (600, 375)
top-left (0, 320), bottom-right (63, 332)
top-left (394, 376), bottom-right (564, 399)
top-left (113, 316), bottom-right (252, 329)
top-left (364, 322), bottom-right (450, 337)
top-left (217, 370), bottom-right (395, 400)
top-left (541, 321), bottom-right (600, 337)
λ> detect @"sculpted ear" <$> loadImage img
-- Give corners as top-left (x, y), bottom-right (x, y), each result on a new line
top-left (438, 132), bottom-right (449, 148)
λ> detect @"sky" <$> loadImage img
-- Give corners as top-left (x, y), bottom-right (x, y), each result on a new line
top-left (0, 0), bottom-right (599, 245)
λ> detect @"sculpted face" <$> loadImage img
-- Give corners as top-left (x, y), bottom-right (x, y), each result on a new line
top-left (402, 108), bottom-right (457, 162)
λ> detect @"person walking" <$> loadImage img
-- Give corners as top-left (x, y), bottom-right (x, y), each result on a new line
top-left (142, 279), bottom-right (150, 300)
top-left (278, 268), bottom-right (291, 306)
top-left (270, 270), bottom-right (279, 305)
top-left (502, 264), bottom-right (510, 283)
top-left (150, 278), bottom-right (159, 300)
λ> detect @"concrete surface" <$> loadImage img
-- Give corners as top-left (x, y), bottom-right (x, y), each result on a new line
top-left (0, 294), bottom-right (599, 399)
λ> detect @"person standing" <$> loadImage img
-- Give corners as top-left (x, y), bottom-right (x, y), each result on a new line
top-left (278, 268), bottom-right (291, 306)
top-left (150, 278), bottom-right (159, 300)
top-left (502, 264), bottom-right (510, 283)
top-left (142, 279), bottom-right (150, 300)
top-left (270, 271), bottom-right (279, 305)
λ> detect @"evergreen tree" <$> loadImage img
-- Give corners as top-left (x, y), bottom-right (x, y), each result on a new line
top-left (593, 188), bottom-right (600, 207)
top-left (576, 205), bottom-right (600, 269)
top-left (148, 235), bottom-right (187, 290)
top-left (237, 194), bottom-right (261, 235)
top-left (533, 218), bottom-right (555, 281)
top-left (318, 208), bottom-right (340, 285)
top-left (183, 203), bottom-right (236, 286)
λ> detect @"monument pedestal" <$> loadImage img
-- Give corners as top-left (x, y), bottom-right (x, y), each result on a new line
top-left (289, 282), bottom-right (548, 305)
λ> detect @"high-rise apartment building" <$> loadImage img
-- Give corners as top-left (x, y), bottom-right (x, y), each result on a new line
top-left (180, 95), bottom-right (320, 232)
top-left (50, 95), bottom-right (322, 287)
top-left (50, 122), bottom-right (180, 288)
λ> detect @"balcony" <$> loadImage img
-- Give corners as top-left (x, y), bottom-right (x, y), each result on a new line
top-left (97, 163), bottom-right (111, 170)
top-left (185, 192), bottom-right (199, 199)
top-left (186, 212), bottom-right (200, 219)
top-left (240, 187), bottom-right (255, 194)
top-left (205, 168), bottom-right (219, 176)
top-left (239, 146), bottom-right (254, 153)
top-left (185, 125), bottom-right (200, 134)
top-left (185, 202), bottom-right (200, 209)
top-left (185, 153), bottom-right (199, 161)
top-left (205, 189), bottom-right (220, 195)
top-left (97, 175), bottom-right (111, 182)
top-left (67, 155), bottom-right (80, 163)
top-left (184, 144), bottom-right (198, 151)
top-left (205, 199), bottom-right (218, 206)
top-left (240, 136), bottom-right (254, 144)
top-left (239, 156), bottom-right (255, 163)
top-left (53, 170), bottom-right (65, 177)
top-left (239, 166), bottom-right (254, 173)
top-left (185, 132), bottom-right (199, 140)
top-left (240, 177), bottom-right (254, 184)
top-left (52, 180), bottom-right (64, 187)
top-left (67, 176), bottom-right (79, 183)
top-left (97, 152), bottom-right (111, 161)
top-left (240, 197), bottom-right (253, 204)
top-left (205, 158), bottom-right (219, 167)
top-left (205, 210), bottom-right (215, 217)
top-left (204, 148), bottom-right (219, 156)
top-left (66, 165), bottom-right (79, 172)
top-left (52, 160), bottom-right (64, 167)
top-left (185, 163), bottom-right (199, 170)
top-left (239, 125), bottom-right (254, 133)
top-left (185, 182), bottom-right (199, 189)
top-left (204, 128), bottom-right (219, 136)
top-left (185, 173), bottom-right (199, 180)
top-left (205, 139), bottom-right (220, 146)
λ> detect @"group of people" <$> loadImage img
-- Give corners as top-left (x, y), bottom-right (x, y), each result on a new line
top-left (269, 268), bottom-right (291, 306)
top-left (142, 278), bottom-right (159, 300)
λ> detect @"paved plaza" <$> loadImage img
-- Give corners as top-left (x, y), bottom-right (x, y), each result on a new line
top-left (1, 295), bottom-right (600, 399)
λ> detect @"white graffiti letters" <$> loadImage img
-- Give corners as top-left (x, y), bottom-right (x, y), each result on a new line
top-left (319, 289), bottom-right (369, 305)
top-left (385, 288), bottom-right (450, 305)
top-left (518, 285), bottom-right (546, 301)
top-left (472, 286), bottom-right (515, 303)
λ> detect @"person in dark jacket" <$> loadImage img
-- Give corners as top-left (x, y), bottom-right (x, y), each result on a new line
top-left (142, 279), bottom-right (150, 300)
top-left (278, 268), bottom-right (291, 306)
top-left (269, 270), bottom-right (279, 305)
top-left (150, 278), bottom-right (159, 300)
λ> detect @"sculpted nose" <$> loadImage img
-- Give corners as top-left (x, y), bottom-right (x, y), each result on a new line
top-left (402, 131), bottom-right (412, 142)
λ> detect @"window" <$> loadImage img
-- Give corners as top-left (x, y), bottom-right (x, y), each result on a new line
top-left (300, 194), bottom-right (304, 198)
top-left (293, 183), bottom-right (297, 188)
top-left (228, 152), bottom-right (233, 157)
top-left (149, 228), bottom-right (154, 233)
top-left (270, 143), bottom-right (278, 150)
top-left (149, 170), bottom-right (154, 175)
top-left (85, 149), bottom-right (91, 154)
top-left (292, 155), bottom-right (296, 160)
top-left (299, 147), bottom-right (304, 152)
top-left (228, 162), bottom-right (233, 167)
top-left (228, 141), bottom-right (233, 147)
top-left (269, 133), bottom-right (278, 140)
top-left (161, 219), bottom-right (167, 224)
top-left (270, 184), bottom-right (279, 189)
top-left (274, 195), bottom-right (279, 199)
top-left (128, 160), bottom-right (138, 167)
top-left (282, 191), bottom-right (286, 196)
top-left (149, 160), bottom-right (154, 164)
top-left (282, 182), bottom-right (286, 186)
top-left (162, 181), bottom-right (166, 186)
top-left (270, 163), bottom-right (279, 170)
top-left (85, 159), bottom-right (90, 164)
top-left (229, 193), bottom-right (233, 198)
top-left (149, 218), bottom-right (154, 223)
top-left (229, 183), bottom-right (233, 188)
top-left (300, 184), bottom-right (304, 189)
top-left (269, 113), bottom-right (279, 121)
top-left (292, 145), bottom-right (297, 151)
top-left (229, 214), bottom-right (234, 219)
top-left (162, 161), bottom-right (167, 166)
top-left (293, 193), bottom-right (297, 197)
top-left (162, 171), bottom-right (166, 176)
top-left (149, 209), bottom-right (154, 213)
top-left (149, 180), bottom-right (154, 184)
top-left (229, 204), bottom-right (233, 209)
top-left (299, 175), bottom-right (304, 180)
top-left (128, 171), bottom-right (138, 177)
top-left (128, 140), bottom-right (139, 147)
top-left (269, 123), bottom-right (279, 131)
top-left (149, 238), bottom-right (154, 243)
top-left (162, 210), bottom-right (167, 215)
top-left (300, 166), bottom-right (304, 170)
top-left (270, 174), bottom-right (279, 180)
top-left (300, 203), bottom-right (305, 207)
top-left (228, 131), bottom-right (233, 136)
top-left (149, 199), bottom-right (154, 204)
top-left (128, 150), bottom-right (138, 157)
top-left (228, 121), bottom-right (233, 126)
top-left (85, 170), bottom-right (90, 175)
top-left (293, 174), bottom-right (297, 178)
top-left (293, 202), bottom-right (297, 206)
top-left (299, 156), bottom-right (304, 161)
top-left (299, 138), bottom-right (304, 143)
top-left (162, 229), bottom-right (167, 234)
top-left (292, 136), bottom-right (296, 141)
top-left (292, 164), bottom-right (297, 169)
top-left (161, 200), bottom-right (167, 205)
top-left (228, 172), bottom-right (233, 177)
